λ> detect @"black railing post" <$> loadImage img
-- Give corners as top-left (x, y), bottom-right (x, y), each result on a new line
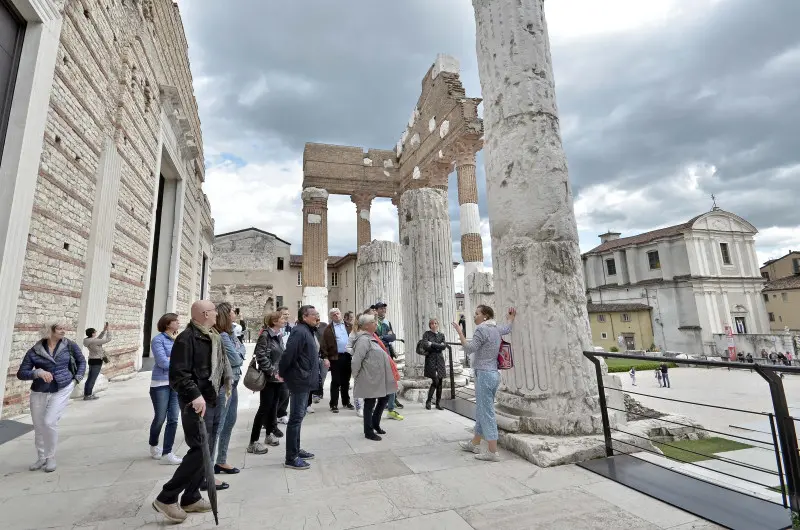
top-left (768, 413), bottom-right (789, 508)
top-left (446, 345), bottom-right (455, 400)
top-left (754, 364), bottom-right (800, 515)
top-left (583, 351), bottom-right (613, 457)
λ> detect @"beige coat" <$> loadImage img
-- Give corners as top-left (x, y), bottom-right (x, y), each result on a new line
top-left (351, 332), bottom-right (395, 399)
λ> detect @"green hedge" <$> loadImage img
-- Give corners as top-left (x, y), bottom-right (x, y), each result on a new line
top-left (605, 358), bottom-right (678, 373)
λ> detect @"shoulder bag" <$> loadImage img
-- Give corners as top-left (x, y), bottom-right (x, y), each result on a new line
top-left (243, 356), bottom-right (266, 392)
top-left (497, 340), bottom-right (514, 370)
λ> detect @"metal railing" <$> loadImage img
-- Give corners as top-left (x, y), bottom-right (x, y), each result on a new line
top-left (584, 350), bottom-right (800, 519)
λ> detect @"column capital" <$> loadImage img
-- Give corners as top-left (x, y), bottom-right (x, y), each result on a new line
top-left (425, 162), bottom-right (452, 190)
top-left (350, 193), bottom-right (375, 209)
top-left (301, 187), bottom-right (329, 205)
top-left (453, 138), bottom-right (482, 167)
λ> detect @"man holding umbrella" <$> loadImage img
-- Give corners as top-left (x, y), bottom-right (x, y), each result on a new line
top-left (153, 300), bottom-right (232, 523)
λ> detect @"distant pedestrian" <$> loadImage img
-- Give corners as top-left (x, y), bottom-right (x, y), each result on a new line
top-left (17, 321), bottom-right (86, 473)
top-left (655, 369), bottom-right (662, 387)
top-left (660, 363), bottom-right (670, 388)
top-left (82, 322), bottom-right (112, 400)
top-left (420, 318), bottom-right (447, 410)
top-left (629, 367), bottom-right (637, 386)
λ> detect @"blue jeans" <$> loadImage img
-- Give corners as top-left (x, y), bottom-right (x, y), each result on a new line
top-left (285, 391), bottom-right (309, 463)
top-left (474, 370), bottom-right (501, 441)
top-left (387, 393), bottom-right (396, 411)
top-left (215, 381), bottom-right (238, 465)
top-left (149, 385), bottom-right (180, 455)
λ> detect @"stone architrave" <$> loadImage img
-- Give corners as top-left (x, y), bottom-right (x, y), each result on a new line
top-left (356, 241), bottom-right (404, 357)
top-left (351, 193), bottom-right (374, 249)
top-left (399, 187), bottom-right (456, 378)
top-left (301, 187), bottom-right (329, 317)
top-left (467, 271), bottom-right (495, 315)
top-left (472, 0), bottom-right (600, 434)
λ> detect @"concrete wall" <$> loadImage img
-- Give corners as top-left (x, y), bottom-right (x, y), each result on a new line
top-left (711, 333), bottom-right (797, 358)
top-left (328, 257), bottom-right (357, 316)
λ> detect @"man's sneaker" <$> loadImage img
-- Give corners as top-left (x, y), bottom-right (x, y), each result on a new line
top-left (89, 394), bottom-right (100, 400)
top-left (312, 395), bottom-right (321, 404)
top-left (153, 500), bottom-right (187, 523)
top-left (475, 451), bottom-right (501, 462)
top-left (182, 498), bottom-right (212, 513)
top-left (160, 452), bottom-right (182, 465)
top-left (278, 416), bottom-right (288, 424)
top-left (387, 410), bottom-right (404, 421)
top-left (150, 445), bottom-right (163, 460)
top-left (284, 458), bottom-right (311, 470)
top-left (264, 434), bottom-right (280, 447)
top-left (344, 403), bottom-right (355, 410)
top-left (459, 440), bottom-right (481, 454)
top-left (44, 458), bottom-right (57, 472)
top-left (298, 449), bottom-right (315, 460)
top-left (247, 441), bottom-right (269, 454)
top-left (29, 458), bottom-right (46, 471)
top-left (307, 405), bottom-right (315, 413)
top-left (330, 406), bottom-right (339, 413)
top-left (394, 399), bottom-right (404, 409)
top-left (272, 427), bottom-right (284, 438)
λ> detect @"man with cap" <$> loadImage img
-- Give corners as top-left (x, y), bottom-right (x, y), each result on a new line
top-left (374, 301), bottom-right (404, 416)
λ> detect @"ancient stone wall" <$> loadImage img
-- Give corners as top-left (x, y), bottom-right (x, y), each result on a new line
top-left (210, 284), bottom-right (274, 334)
top-left (212, 231), bottom-right (278, 272)
top-left (3, 0), bottom-right (212, 416)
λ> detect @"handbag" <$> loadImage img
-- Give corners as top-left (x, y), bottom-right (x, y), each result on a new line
top-left (416, 340), bottom-right (428, 356)
top-left (243, 356), bottom-right (266, 392)
top-left (102, 354), bottom-right (109, 364)
top-left (497, 340), bottom-right (514, 370)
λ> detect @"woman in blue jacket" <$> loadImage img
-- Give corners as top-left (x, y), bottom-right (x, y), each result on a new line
top-left (149, 313), bottom-right (183, 465)
top-left (17, 321), bottom-right (86, 473)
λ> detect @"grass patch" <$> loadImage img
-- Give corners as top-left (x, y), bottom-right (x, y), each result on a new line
top-left (654, 437), bottom-right (752, 463)
top-left (605, 358), bottom-right (677, 373)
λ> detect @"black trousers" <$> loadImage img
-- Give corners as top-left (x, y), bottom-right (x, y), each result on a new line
top-left (84, 360), bottom-right (103, 396)
top-left (427, 377), bottom-right (443, 404)
top-left (251, 383), bottom-right (281, 443)
top-left (157, 400), bottom-right (219, 506)
top-left (277, 383), bottom-right (289, 418)
top-left (362, 396), bottom-right (389, 436)
top-left (329, 354), bottom-right (352, 408)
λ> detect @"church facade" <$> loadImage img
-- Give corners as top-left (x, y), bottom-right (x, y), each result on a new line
top-left (0, 0), bottom-right (214, 417)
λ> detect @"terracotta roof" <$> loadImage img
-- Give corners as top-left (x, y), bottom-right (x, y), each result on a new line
top-left (587, 303), bottom-right (652, 313)
top-left (583, 215), bottom-right (702, 255)
top-left (763, 275), bottom-right (800, 292)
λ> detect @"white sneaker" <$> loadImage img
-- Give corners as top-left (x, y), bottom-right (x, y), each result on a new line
top-left (150, 445), bottom-right (163, 460)
top-left (264, 434), bottom-right (280, 447)
top-left (160, 452), bottom-right (182, 465)
top-left (475, 451), bottom-right (501, 462)
top-left (458, 440), bottom-right (481, 454)
top-left (44, 458), bottom-right (57, 472)
top-left (307, 405), bottom-right (315, 413)
top-left (356, 408), bottom-right (363, 418)
top-left (278, 416), bottom-right (288, 424)
top-left (29, 458), bottom-right (46, 471)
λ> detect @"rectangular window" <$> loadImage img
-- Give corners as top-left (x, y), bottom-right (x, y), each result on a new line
top-left (762, 271), bottom-right (770, 280)
top-left (605, 258), bottom-right (617, 276)
top-left (647, 251), bottom-right (661, 270)
top-left (720, 243), bottom-right (732, 265)
top-left (297, 271), bottom-right (302, 287)
top-left (597, 315), bottom-right (606, 323)
top-left (345, 270), bottom-right (349, 287)
top-left (621, 313), bottom-right (631, 322)
top-left (277, 257), bottom-right (284, 270)
top-left (276, 295), bottom-right (283, 309)
top-left (600, 332), bottom-right (608, 339)
top-left (794, 258), bottom-right (800, 275)
top-left (331, 300), bottom-right (339, 309)
top-left (297, 301), bottom-right (302, 311)
top-left (735, 316), bottom-right (747, 334)
top-left (769, 312), bottom-right (775, 322)
top-left (331, 271), bottom-right (339, 287)
top-left (763, 293), bottom-right (769, 303)
top-left (782, 292), bottom-right (789, 302)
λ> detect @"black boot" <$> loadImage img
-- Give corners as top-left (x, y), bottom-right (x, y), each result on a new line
top-left (435, 380), bottom-right (444, 410)
top-left (426, 384), bottom-right (435, 410)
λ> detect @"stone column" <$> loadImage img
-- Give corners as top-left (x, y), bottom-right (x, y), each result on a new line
top-left (351, 193), bottom-right (374, 250)
top-left (392, 195), bottom-right (405, 247)
top-left (473, 0), bottom-right (600, 434)
top-left (455, 145), bottom-right (484, 335)
top-left (301, 187), bottom-right (329, 317)
top-left (468, 271), bottom-right (495, 314)
top-left (400, 187), bottom-right (456, 378)
top-left (356, 241), bottom-right (404, 357)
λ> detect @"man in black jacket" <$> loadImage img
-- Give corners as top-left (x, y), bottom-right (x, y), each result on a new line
top-left (279, 305), bottom-right (326, 470)
top-left (153, 300), bottom-right (227, 523)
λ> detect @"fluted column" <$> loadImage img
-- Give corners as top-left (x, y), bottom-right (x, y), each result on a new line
top-left (301, 187), bottom-right (329, 317)
top-left (467, 271), bottom-right (495, 315)
top-left (400, 187), bottom-right (456, 377)
top-left (455, 144), bottom-right (484, 335)
top-left (356, 241), bottom-right (404, 357)
top-left (351, 193), bottom-right (374, 249)
top-left (473, 0), bottom-right (600, 434)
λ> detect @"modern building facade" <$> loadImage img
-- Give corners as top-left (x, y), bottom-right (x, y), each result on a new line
top-left (582, 209), bottom-right (768, 355)
top-left (761, 251), bottom-right (800, 331)
top-left (0, 0), bottom-right (214, 417)
top-left (587, 303), bottom-right (654, 352)
top-left (210, 228), bottom-right (357, 334)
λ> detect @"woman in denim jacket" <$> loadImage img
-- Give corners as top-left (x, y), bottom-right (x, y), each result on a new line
top-left (213, 302), bottom-right (246, 476)
top-left (149, 313), bottom-right (183, 465)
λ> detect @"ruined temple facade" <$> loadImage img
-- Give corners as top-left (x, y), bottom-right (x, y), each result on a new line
top-left (0, 0), bottom-right (214, 417)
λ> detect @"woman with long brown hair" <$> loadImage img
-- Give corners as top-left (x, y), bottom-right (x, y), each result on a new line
top-left (212, 302), bottom-right (245, 477)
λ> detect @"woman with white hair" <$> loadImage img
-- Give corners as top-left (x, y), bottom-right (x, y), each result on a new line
top-left (351, 313), bottom-right (396, 441)
top-left (17, 321), bottom-right (86, 472)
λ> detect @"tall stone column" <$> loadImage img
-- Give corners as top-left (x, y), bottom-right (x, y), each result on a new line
top-left (392, 195), bottom-right (405, 247)
top-left (356, 241), bottom-right (404, 357)
top-left (467, 271), bottom-right (495, 315)
top-left (455, 145), bottom-right (484, 335)
top-left (400, 186), bottom-right (456, 378)
top-left (351, 193), bottom-right (374, 250)
top-left (473, 0), bottom-right (600, 434)
top-left (301, 187), bottom-right (329, 318)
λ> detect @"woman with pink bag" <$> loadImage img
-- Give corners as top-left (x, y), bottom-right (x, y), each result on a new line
top-left (452, 305), bottom-right (516, 462)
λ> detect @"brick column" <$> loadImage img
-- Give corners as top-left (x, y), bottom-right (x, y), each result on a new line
top-left (455, 145), bottom-right (483, 335)
top-left (351, 193), bottom-right (374, 249)
top-left (301, 187), bottom-right (329, 317)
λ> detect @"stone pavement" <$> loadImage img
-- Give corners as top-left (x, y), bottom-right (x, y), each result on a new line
top-left (0, 371), bottom-right (721, 530)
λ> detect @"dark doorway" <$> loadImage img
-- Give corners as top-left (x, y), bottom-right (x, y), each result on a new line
top-left (200, 252), bottom-right (208, 299)
top-left (0, 0), bottom-right (25, 165)
top-left (142, 175), bottom-right (166, 357)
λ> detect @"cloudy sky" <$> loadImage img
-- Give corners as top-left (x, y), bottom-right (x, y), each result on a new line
top-left (180, 0), bottom-right (800, 291)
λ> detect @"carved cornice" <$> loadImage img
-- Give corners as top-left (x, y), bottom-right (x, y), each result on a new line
top-left (159, 84), bottom-right (201, 163)
top-left (22, 0), bottom-right (60, 23)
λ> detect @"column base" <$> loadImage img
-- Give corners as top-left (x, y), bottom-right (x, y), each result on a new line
top-left (495, 389), bottom-right (604, 436)
top-left (302, 286), bottom-right (328, 319)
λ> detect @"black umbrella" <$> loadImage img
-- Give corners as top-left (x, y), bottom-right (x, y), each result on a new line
top-left (191, 405), bottom-right (219, 525)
